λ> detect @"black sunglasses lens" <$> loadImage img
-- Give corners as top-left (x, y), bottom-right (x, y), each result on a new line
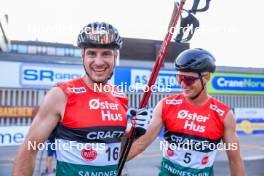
top-left (178, 75), bottom-right (199, 85)
top-left (184, 76), bottom-right (196, 85)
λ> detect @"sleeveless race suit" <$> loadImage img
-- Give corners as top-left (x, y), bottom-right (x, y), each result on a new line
top-left (160, 94), bottom-right (230, 176)
top-left (54, 78), bottom-right (128, 176)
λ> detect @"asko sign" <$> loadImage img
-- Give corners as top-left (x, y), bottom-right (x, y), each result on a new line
top-left (0, 126), bottom-right (30, 146)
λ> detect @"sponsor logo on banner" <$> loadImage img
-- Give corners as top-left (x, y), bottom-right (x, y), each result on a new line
top-left (130, 69), bottom-right (181, 92)
top-left (0, 126), bottom-right (30, 146)
top-left (236, 120), bottom-right (264, 134)
top-left (235, 108), bottom-right (264, 135)
top-left (235, 108), bottom-right (264, 119)
top-left (0, 106), bottom-right (38, 117)
top-left (130, 69), bottom-right (150, 91)
top-left (157, 71), bottom-right (179, 91)
top-left (212, 76), bottom-right (264, 92)
top-left (20, 63), bottom-right (83, 88)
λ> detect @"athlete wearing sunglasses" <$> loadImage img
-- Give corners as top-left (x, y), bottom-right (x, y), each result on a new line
top-left (127, 48), bottom-right (245, 176)
top-left (177, 74), bottom-right (201, 85)
top-left (176, 71), bottom-right (209, 100)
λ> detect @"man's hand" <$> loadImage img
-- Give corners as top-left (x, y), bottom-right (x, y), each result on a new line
top-left (130, 108), bottom-right (152, 139)
top-left (126, 101), bottom-right (163, 161)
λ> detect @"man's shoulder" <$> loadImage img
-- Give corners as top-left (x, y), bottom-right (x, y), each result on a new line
top-left (56, 78), bottom-right (82, 88)
top-left (46, 87), bottom-right (67, 101)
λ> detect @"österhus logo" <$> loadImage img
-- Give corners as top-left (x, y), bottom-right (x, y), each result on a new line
top-left (88, 99), bottom-right (122, 121)
top-left (177, 110), bottom-right (209, 133)
top-left (89, 99), bottom-right (100, 110)
top-left (177, 110), bottom-right (209, 123)
top-left (212, 76), bottom-right (264, 92)
top-left (89, 99), bottom-right (119, 110)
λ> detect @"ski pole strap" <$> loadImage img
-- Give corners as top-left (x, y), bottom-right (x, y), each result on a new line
top-left (175, 11), bottom-right (200, 43)
top-left (189, 0), bottom-right (211, 14)
top-left (175, 0), bottom-right (212, 43)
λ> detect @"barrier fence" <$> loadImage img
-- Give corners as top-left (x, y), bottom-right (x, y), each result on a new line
top-left (0, 88), bottom-right (264, 126)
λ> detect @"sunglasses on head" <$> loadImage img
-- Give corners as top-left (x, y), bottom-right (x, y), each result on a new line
top-left (177, 74), bottom-right (201, 86)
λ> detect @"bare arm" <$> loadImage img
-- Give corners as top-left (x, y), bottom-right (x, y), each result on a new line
top-left (13, 87), bottom-right (66, 176)
top-left (127, 101), bottom-right (163, 161)
top-left (223, 110), bottom-right (245, 176)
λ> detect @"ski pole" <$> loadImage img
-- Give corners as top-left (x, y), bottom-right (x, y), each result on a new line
top-left (117, 1), bottom-right (187, 175)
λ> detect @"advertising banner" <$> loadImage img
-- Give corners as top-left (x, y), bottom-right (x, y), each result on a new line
top-left (0, 106), bottom-right (37, 117)
top-left (208, 72), bottom-right (264, 95)
top-left (20, 63), bottom-right (84, 88)
top-left (0, 61), bottom-right (21, 88)
top-left (1, 61), bottom-right (264, 95)
top-left (235, 108), bottom-right (264, 135)
top-left (0, 126), bottom-right (30, 146)
top-left (115, 67), bottom-right (181, 92)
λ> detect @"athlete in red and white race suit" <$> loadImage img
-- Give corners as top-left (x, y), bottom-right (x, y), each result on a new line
top-left (128, 48), bottom-right (245, 176)
top-left (13, 22), bottom-right (151, 176)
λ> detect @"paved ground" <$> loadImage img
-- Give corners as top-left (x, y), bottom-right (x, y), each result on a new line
top-left (1, 135), bottom-right (264, 176)
top-left (125, 135), bottom-right (264, 176)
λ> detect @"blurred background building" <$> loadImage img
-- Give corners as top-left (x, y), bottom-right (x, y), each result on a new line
top-left (0, 10), bottom-right (264, 176)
